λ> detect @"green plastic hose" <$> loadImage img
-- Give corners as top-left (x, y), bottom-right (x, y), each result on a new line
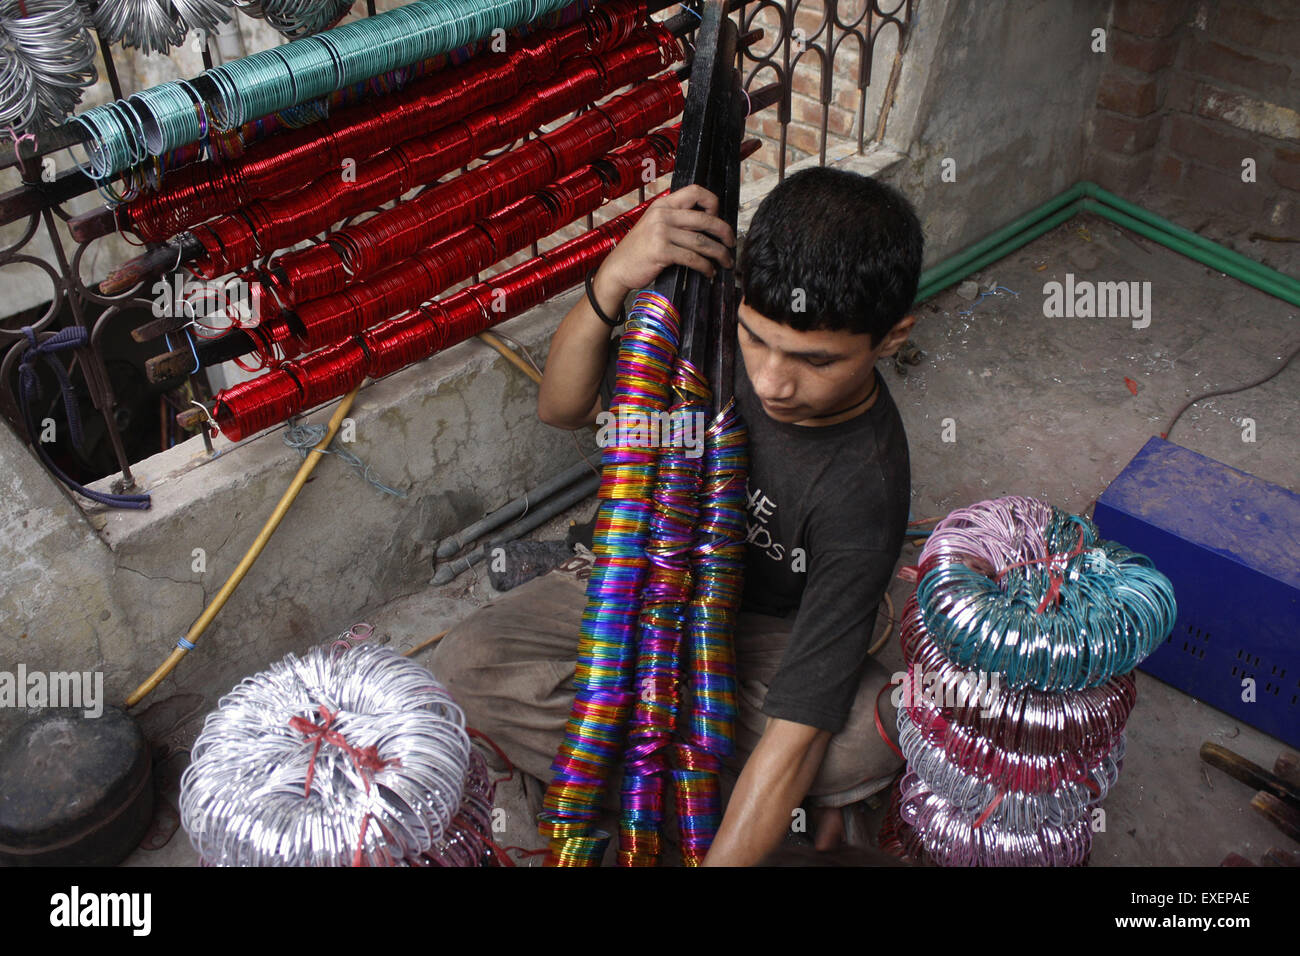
top-left (913, 180), bottom-right (1300, 309)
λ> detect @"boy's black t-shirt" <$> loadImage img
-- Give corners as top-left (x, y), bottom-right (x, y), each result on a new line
top-left (599, 332), bottom-right (911, 733)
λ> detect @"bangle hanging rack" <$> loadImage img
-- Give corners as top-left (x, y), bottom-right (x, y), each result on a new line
top-left (160, 7), bottom-right (777, 438)
top-left (190, 94), bottom-right (684, 427)
top-left (119, 1), bottom-right (658, 239)
top-left (101, 2), bottom-right (784, 391)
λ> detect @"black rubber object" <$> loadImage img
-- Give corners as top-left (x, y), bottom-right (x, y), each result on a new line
top-left (488, 539), bottom-right (574, 592)
top-left (0, 706), bottom-right (153, 866)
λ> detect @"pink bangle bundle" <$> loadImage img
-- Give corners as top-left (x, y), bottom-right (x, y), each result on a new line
top-left (881, 496), bottom-right (1176, 866)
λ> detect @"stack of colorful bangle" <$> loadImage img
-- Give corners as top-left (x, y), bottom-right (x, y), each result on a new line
top-left (540, 290), bottom-right (749, 866)
top-left (538, 290), bottom-right (678, 865)
top-left (618, 356), bottom-right (704, 864)
top-left (881, 496), bottom-right (1176, 866)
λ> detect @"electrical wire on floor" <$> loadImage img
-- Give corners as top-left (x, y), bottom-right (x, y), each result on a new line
top-left (867, 591), bottom-right (895, 656)
top-left (126, 387), bottom-right (359, 708)
top-left (1162, 341), bottom-right (1300, 440)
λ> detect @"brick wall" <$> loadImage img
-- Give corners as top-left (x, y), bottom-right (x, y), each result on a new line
top-left (739, 1), bottom-right (902, 186)
top-left (1088, 0), bottom-right (1300, 234)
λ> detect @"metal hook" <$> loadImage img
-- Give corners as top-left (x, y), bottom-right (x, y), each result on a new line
top-left (190, 398), bottom-right (220, 432)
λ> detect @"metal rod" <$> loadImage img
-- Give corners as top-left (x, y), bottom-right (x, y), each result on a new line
top-left (434, 458), bottom-right (596, 559)
top-left (0, 168), bottom-right (101, 229)
top-left (653, 0), bottom-right (736, 374)
top-left (709, 64), bottom-right (745, 413)
top-left (34, 181), bottom-right (137, 490)
top-left (431, 474), bottom-right (601, 585)
top-left (99, 32), bottom-right (126, 101)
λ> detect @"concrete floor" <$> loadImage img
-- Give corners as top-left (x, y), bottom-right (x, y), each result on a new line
top-left (125, 207), bottom-right (1299, 868)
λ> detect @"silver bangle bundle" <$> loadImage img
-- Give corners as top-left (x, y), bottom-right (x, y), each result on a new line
top-left (897, 709), bottom-right (1123, 832)
top-left (90, 0), bottom-right (232, 57)
top-left (172, 0), bottom-right (233, 41)
top-left (91, 0), bottom-right (184, 55)
top-left (180, 642), bottom-right (473, 867)
top-left (233, 0), bottom-right (354, 41)
top-left (0, 0), bottom-right (97, 133)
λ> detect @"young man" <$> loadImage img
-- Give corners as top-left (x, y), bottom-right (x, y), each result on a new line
top-left (434, 166), bottom-right (923, 865)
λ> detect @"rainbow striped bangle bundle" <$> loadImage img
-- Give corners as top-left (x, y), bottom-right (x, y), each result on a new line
top-left (881, 496), bottom-right (1176, 866)
top-left (540, 290), bottom-right (748, 866)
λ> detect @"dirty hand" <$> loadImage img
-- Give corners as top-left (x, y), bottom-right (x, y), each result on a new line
top-left (594, 185), bottom-right (737, 302)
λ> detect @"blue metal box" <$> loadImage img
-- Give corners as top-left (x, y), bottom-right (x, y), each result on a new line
top-left (1094, 437), bottom-right (1299, 748)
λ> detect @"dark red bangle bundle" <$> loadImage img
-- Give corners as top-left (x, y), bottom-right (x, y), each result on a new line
top-left (217, 74), bottom-right (682, 366)
top-left (213, 195), bottom-right (657, 440)
top-left (898, 593), bottom-right (1136, 793)
top-left (230, 65), bottom-right (681, 295)
top-left (226, 120), bottom-right (676, 362)
top-left (186, 33), bottom-right (682, 281)
top-left (259, 126), bottom-right (680, 353)
top-left (124, 0), bottom-right (662, 243)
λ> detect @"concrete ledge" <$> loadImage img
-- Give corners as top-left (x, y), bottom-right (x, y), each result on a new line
top-left (8, 295), bottom-right (596, 722)
top-left (0, 425), bottom-right (126, 736)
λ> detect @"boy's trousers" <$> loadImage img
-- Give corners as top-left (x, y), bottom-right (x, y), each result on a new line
top-left (430, 556), bottom-right (903, 808)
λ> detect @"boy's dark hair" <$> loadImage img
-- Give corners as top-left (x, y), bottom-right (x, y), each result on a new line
top-left (737, 167), bottom-right (924, 344)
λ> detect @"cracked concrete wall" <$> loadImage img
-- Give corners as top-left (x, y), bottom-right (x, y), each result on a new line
top-left (0, 423), bottom-right (128, 737)
top-left (881, 0), bottom-right (1113, 268)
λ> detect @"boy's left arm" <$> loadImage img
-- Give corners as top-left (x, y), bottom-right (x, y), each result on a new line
top-left (702, 543), bottom-right (899, 865)
top-left (702, 717), bottom-right (831, 866)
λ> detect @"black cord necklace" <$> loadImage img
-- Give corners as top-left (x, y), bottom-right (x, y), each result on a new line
top-left (805, 371), bottom-right (879, 421)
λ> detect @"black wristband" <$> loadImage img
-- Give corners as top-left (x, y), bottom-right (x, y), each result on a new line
top-left (585, 268), bottom-right (622, 328)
